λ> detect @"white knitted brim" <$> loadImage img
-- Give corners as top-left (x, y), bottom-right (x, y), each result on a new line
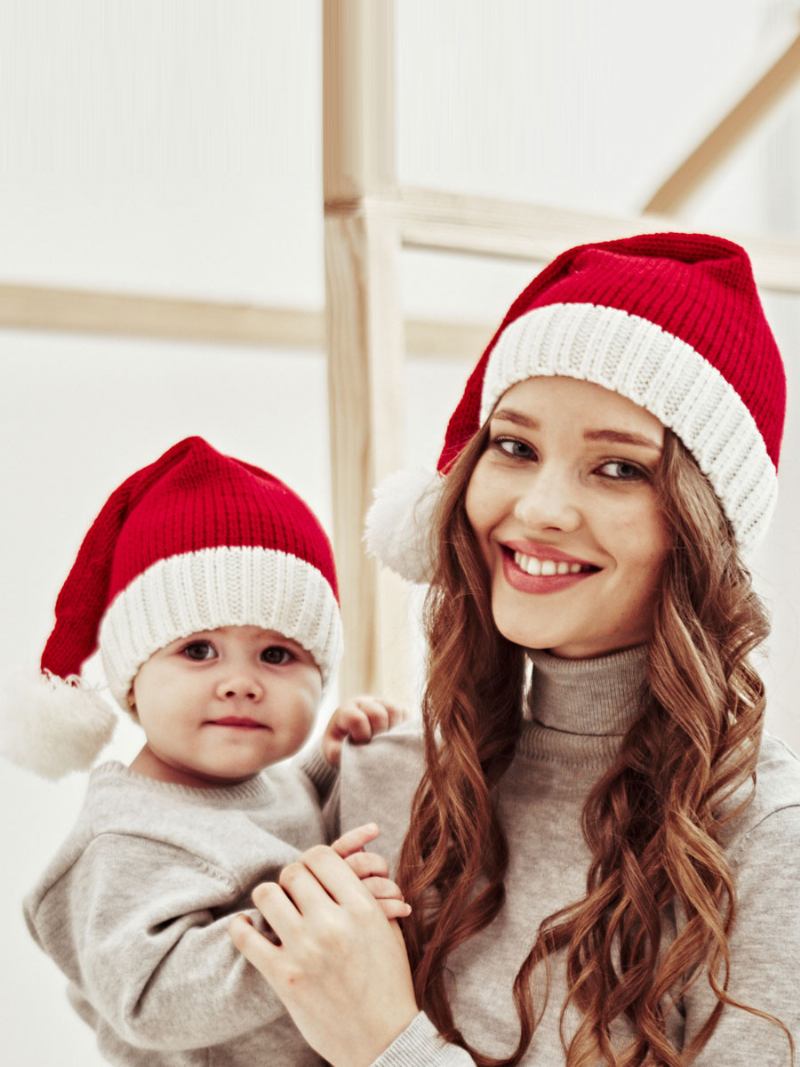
top-left (482, 303), bottom-right (777, 549)
top-left (367, 301), bottom-right (778, 583)
top-left (99, 546), bottom-right (342, 705)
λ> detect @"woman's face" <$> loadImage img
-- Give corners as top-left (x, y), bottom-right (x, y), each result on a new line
top-left (464, 376), bottom-right (670, 659)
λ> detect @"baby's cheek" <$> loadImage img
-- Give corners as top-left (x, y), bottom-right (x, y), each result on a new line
top-left (286, 702), bottom-right (317, 749)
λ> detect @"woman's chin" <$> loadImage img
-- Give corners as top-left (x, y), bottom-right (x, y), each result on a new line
top-left (494, 615), bottom-right (589, 654)
top-left (493, 605), bottom-right (651, 660)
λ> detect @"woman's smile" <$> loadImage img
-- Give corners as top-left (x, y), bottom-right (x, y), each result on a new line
top-left (499, 537), bottom-right (602, 593)
top-left (500, 544), bottom-right (601, 594)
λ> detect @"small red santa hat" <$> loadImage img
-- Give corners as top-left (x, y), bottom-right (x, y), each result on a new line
top-left (366, 232), bottom-right (786, 582)
top-left (1, 437), bottom-right (342, 779)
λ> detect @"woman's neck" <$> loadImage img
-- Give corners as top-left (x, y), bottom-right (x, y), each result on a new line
top-left (527, 644), bottom-right (649, 736)
top-left (516, 644), bottom-right (649, 774)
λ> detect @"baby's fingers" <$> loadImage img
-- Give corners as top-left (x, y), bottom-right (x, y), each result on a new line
top-left (352, 696), bottom-right (390, 738)
top-left (383, 701), bottom-right (410, 728)
top-left (335, 706), bottom-right (374, 743)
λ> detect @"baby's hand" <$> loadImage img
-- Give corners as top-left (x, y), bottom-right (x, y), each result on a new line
top-left (321, 695), bottom-right (408, 768)
top-left (331, 823), bottom-right (410, 921)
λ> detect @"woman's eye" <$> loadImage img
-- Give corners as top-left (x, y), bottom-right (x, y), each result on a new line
top-left (598, 460), bottom-right (646, 481)
top-left (493, 437), bottom-right (536, 460)
top-left (182, 641), bottom-right (216, 661)
top-left (261, 646), bottom-right (293, 665)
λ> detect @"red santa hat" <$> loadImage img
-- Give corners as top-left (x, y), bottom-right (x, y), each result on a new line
top-left (366, 232), bottom-right (786, 582)
top-left (1, 437), bottom-right (342, 779)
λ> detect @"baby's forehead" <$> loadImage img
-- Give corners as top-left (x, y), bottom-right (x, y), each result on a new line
top-left (186, 625), bottom-right (301, 646)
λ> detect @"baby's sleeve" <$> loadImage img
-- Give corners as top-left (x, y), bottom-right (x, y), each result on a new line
top-left (298, 745), bottom-right (339, 806)
top-left (26, 831), bottom-right (289, 1051)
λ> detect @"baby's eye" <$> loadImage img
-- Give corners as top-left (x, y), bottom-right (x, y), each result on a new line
top-left (493, 437), bottom-right (536, 460)
top-left (598, 460), bottom-right (646, 481)
top-left (182, 640), bottom-right (217, 661)
top-left (261, 646), bottom-right (293, 665)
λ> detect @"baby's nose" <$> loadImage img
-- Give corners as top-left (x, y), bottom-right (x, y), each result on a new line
top-left (218, 675), bottom-right (263, 701)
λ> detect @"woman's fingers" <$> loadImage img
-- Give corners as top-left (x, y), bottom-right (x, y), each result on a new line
top-left (330, 822), bottom-right (379, 859)
top-left (231, 854), bottom-right (419, 1067)
top-left (243, 831), bottom-right (404, 971)
top-left (359, 875), bottom-right (404, 900)
top-left (279, 859), bottom-right (338, 915)
top-left (228, 912), bottom-right (280, 972)
top-left (377, 898), bottom-right (412, 920)
top-left (300, 844), bottom-right (373, 909)
top-left (343, 849), bottom-right (389, 878)
top-left (251, 880), bottom-right (304, 941)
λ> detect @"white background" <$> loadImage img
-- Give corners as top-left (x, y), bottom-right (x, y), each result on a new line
top-left (1, 2), bottom-right (798, 1063)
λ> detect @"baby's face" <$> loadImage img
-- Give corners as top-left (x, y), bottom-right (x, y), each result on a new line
top-left (130, 625), bottom-right (322, 786)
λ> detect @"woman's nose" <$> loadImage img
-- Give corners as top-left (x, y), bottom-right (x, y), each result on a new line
top-left (513, 469), bottom-right (582, 532)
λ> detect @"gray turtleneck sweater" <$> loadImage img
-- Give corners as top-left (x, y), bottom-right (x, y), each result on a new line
top-left (333, 646), bottom-right (800, 1066)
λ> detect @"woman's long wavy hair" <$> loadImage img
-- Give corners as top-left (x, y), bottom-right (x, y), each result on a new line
top-left (395, 422), bottom-right (794, 1066)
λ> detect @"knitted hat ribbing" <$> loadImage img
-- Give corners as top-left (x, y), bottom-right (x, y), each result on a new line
top-left (366, 233), bottom-right (786, 582)
top-left (2, 437), bottom-right (342, 778)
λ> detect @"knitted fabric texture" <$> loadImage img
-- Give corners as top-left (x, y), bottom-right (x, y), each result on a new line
top-left (43, 436), bottom-right (342, 700)
top-left (366, 232), bottom-right (786, 582)
top-left (24, 759), bottom-right (327, 1064)
top-left (336, 649), bottom-right (800, 1065)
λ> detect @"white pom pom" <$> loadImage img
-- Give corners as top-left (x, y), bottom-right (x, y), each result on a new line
top-left (0, 670), bottom-right (116, 780)
top-left (364, 467), bottom-right (444, 583)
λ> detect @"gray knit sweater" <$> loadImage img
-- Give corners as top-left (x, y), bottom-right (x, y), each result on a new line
top-left (333, 645), bottom-right (800, 1066)
top-left (24, 757), bottom-right (337, 1066)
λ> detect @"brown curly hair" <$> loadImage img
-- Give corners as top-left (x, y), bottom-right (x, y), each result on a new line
top-left (395, 423), bottom-right (794, 1066)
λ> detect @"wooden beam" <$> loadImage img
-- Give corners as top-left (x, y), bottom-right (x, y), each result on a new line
top-left (395, 186), bottom-right (800, 294)
top-left (644, 31), bottom-right (800, 214)
top-left (0, 282), bottom-right (489, 358)
top-left (0, 285), bottom-right (326, 347)
top-left (407, 317), bottom-right (492, 359)
top-left (323, 0), bottom-right (396, 205)
top-left (323, 0), bottom-right (411, 702)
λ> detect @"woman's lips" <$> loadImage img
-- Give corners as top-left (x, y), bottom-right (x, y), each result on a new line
top-left (502, 539), bottom-right (598, 567)
top-left (500, 546), bottom-right (600, 595)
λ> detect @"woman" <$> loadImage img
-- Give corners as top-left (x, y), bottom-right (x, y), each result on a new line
top-left (231, 233), bottom-right (800, 1066)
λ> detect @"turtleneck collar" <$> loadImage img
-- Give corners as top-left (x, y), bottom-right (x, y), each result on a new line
top-left (516, 644), bottom-right (649, 773)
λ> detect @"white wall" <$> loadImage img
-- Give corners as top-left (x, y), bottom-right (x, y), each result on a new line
top-left (1, 1), bottom-right (798, 1063)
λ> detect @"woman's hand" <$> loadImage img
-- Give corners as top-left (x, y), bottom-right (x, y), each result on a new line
top-left (321, 696), bottom-right (409, 767)
top-left (335, 822), bottom-right (412, 921)
top-left (229, 824), bottom-right (419, 1067)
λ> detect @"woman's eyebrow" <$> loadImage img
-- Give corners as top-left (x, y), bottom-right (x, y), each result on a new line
top-left (491, 408), bottom-right (661, 451)
top-left (491, 408), bottom-right (540, 429)
top-left (583, 429), bottom-right (662, 450)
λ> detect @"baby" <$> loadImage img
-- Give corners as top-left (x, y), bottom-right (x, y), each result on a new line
top-left (7, 436), bottom-right (406, 1066)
